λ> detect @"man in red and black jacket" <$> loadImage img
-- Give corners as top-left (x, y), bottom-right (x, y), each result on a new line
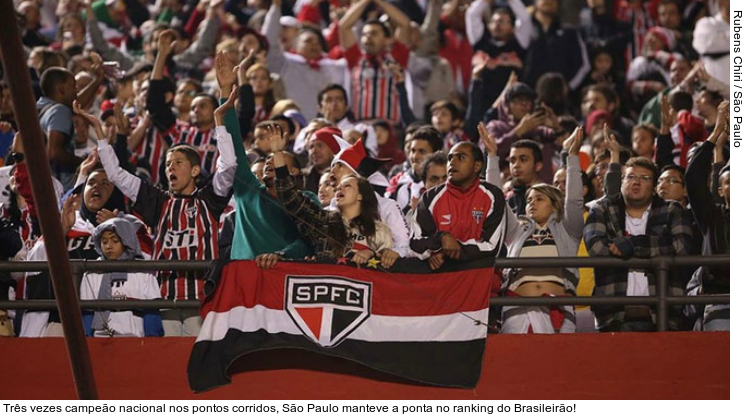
top-left (410, 142), bottom-right (507, 270)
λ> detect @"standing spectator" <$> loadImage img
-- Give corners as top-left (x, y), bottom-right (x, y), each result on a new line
top-left (626, 27), bottom-right (681, 112)
top-left (637, 57), bottom-right (693, 129)
top-left (579, 0), bottom-right (632, 70)
top-left (94, 68), bottom-right (237, 336)
top-left (492, 126), bottom-right (585, 334)
top-left (37, 67), bottom-right (84, 191)
top-left (506, 140), bottom-right (544, 216)
top-left (487, 82), bottom-right (559, 185)
top-left (584, 157), bottom-right (694, 332)
top-left (317, 84), bottom-right (355, 132)
top-left (340, 0), bottom-right (412, 123)
top-left (466, 0), bottom-right (532, 109)
top-left (580, 83), bottom-right (635, 144)
top-left (262, 0), bottom-right (348, 121)
top-left (303, 126), bottom-right (347, 195)
top-left (85, 0), bottom-right (223, 75)
top-left (522, 0), bottom-right (590, 92)
top-left (614, 0), bottom-right (658, 63)
top-left (147, 30), bottom-right (223, 177)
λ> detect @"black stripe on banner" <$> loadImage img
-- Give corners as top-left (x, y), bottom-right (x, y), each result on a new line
top-left (188, 328), bottom-right (485, 393)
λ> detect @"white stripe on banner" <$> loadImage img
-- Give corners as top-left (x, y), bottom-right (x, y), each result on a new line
top-left (196, 305), bottom-right (488, 344)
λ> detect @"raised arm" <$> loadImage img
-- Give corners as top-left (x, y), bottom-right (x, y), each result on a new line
top-left (563, 127), bottom-right (585, 240)
top-left (263, 0), bottom-right (288, 74)
top-left (465, 0), bottom-right (488, 46)
top-left (373, 0), bottom-right (411, 46)
top-left (84, 4), bottom-right (136, 70)
top-left (211, 86), bottom-right (239, 198)
top-left (509, 0), bottom-right (534, 49)
top-left (173, 2), bottom-right (222, 70)
top-left (147, 30), bottom-right (179, 132)
top-left (339, 0), bottom-right (373, 50)
top-left (603, 124), bottom-right (622, 197)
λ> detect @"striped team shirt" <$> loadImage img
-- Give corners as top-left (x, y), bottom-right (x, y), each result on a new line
top-left (133, 181), bottom-right (230, 301)
top-left (177, 126), bottom-right (220, 176)
top-left (132, 124), bottom-right (177, 188)
top-left (344, 42), bottom-right (410, 123)
top-left (615, 0), bottom-right (656, 67)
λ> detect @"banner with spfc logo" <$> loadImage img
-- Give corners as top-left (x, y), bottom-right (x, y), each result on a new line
top-left (188, 258), bottom-right (494, 392)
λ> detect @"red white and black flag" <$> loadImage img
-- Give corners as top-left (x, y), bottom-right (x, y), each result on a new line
top-left (187, 258), bottom-right (494, 392)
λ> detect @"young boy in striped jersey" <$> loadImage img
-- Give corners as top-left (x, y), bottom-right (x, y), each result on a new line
top-left (97, 81), bottom-right (239, 336)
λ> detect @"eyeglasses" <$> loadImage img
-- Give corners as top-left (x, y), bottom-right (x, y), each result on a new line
top-left (622, 174), bottom-right (654, 183)
top-left (658, 177), bottom-right (683, 185)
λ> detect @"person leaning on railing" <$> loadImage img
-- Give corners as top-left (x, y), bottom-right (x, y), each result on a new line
top-left (584, 156), bottom-right (694, 332)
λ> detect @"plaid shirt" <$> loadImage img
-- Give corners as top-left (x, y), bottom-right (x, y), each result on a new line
top-left (584, 193), bottom-right (694, 330)
top-left (274, 166), bottom-right (347, 259)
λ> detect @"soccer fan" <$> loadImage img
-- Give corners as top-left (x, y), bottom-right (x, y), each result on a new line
top-left (303, 126), bottom-right (347, 194)
top-left (506, 140), bottom-right (544, 216)
top-left (386, 126), bottom-right (443, 215)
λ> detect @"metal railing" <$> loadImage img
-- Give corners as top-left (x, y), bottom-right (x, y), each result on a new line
top-left (0, 255), bottom-right (730, 332)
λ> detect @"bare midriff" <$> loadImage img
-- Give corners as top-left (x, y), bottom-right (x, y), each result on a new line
top-left (514, 281), bottom-right (566, 297)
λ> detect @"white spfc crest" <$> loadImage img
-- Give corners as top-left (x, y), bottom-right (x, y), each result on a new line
top-left (285, 276), bottom-right (372, 347)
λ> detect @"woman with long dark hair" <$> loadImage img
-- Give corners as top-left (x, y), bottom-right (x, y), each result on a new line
top-left (266, 126), bottom-right (395, 267)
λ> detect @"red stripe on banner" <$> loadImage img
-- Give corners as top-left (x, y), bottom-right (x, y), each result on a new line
top-left (296, 307), bottom-right (323, 339)
top-left (202, 261), bottom-right (492, 318)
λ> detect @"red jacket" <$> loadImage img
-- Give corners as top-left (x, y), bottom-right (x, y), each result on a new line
top-left (410, 179), bottom-right (506, 260)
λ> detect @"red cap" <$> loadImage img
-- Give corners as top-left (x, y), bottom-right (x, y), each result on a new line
top-left (310, 127), bottom-right (345, 154)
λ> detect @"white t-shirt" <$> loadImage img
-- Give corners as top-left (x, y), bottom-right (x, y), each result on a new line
top-left (80, 271), bottom-right (161, 337)
top-left (625, 207), bottom-right (651, 296)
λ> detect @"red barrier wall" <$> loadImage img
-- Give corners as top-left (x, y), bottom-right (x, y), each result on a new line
top-left (1, 332), bottom-right (729, 400)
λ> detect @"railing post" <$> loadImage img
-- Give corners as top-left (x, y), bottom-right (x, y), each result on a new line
top-left (656, 257), bottom-right (670, 332)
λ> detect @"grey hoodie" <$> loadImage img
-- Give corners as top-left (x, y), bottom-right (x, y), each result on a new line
top-left (93, 217), bottom-right (143, 261)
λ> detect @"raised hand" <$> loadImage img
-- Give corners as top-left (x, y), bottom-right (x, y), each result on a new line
top-left (478, 122), bottom-right (497, 156)
top-left (714, 101), bottom-right (730, 136)
top-left (157, 29), bottom-right (179, 58)
top-left (563, 126), bottom-right (583, 156)
top-left (660, 94), bottom-right (674, 134)
top-left (266, 124), bottom-right (286, 153)
top-left (215, 51), bottom-right (237, 95)
top-left (113, 101), bottom-right (130, 135)
top-left (79, 150), bottom-right (99, 179)
top-left (603, 123), bottom-right (621, 164)
top-left (73, 100), bottom-right (105, 140)
top-left (236, 49), bottom-right (257, 86)
top-left (96, 208), bottom-right (119, 225)
top-left (61, 194), bottom-right (81, 234)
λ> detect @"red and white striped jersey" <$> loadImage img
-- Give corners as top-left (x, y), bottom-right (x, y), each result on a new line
top-left (133, 182), bottom-right (230, 301)
top-left (177, 126), bottom-right (220, 176)
top-left (344, 42), bottom-right (410, 123)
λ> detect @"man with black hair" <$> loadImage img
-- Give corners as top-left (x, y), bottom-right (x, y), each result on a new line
top-left (466, 0), bottom-right (532, 109)
top-left (37, 67), bottom-right (84, 191)
top-left (174, 78), bottom-right (203, 123)
top-left (386, 126), bottom-right (443, 213)
top-left (430, 100), bottom-right (466, 150)
top-left (340, 0), bottom-right (411, 123)
top-left (581, 83), bottom-right (635, 144)
top-left (487, 82), bottom-right (559, 184)
top-left (97, 53), bottom-right (239, 336)
top-left (585, 156), bottom-right (694, 332)
top-left (411, 142), bottom-right (507, 270)
top-left (146, 29), bottom-right (223, 182)
top-left (507, 139), bottom-right (543, 216)
top-left (263, 0), bottom-right (348, 121)
top-left (317, 84), bottom-right (354, 132)
top-left (523, 0), bottom-right (590, 91)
